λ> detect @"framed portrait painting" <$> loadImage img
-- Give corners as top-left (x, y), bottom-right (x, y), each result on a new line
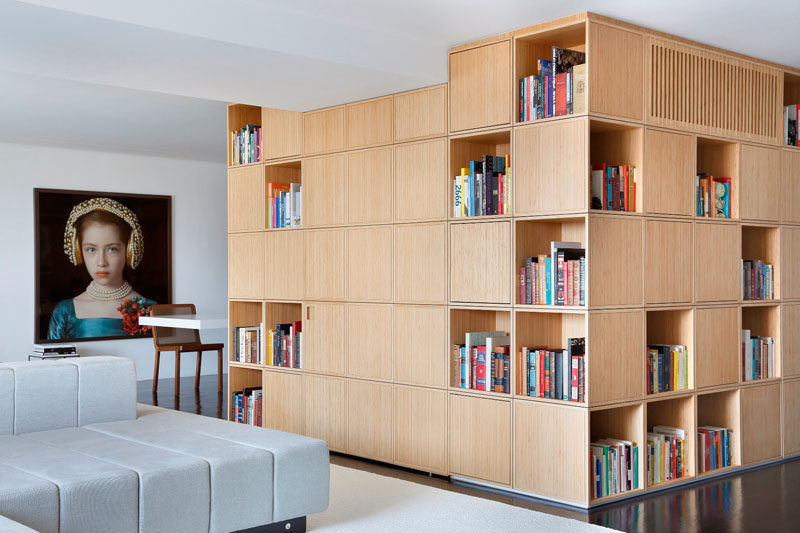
top-left (35, 188), bottom-right (172, 343)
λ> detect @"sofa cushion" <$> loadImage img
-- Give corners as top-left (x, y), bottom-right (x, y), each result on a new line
top-left (0, 436), bottom-right (138, 533)
top-left (136, 404), bottom-right (330, 521)
top-left (65, 356), bottom-right (137, 425)
top-left (0, 366), bottom-right (13, 435)
top-left (23, 427), bottom-right (210, 533)
top-left (0, 514), bottom-right (39, 533)
top-left (87, 419), bottom-right (273, 533)
top-left (2, 362), bottom-right (77, 435)
top-left (0, 464), bottom-right (59, 533)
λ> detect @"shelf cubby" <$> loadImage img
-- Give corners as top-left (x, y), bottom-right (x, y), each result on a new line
top-left (589, 119), bottom-right (643, 213)
top-left (448, 129), bottom-right (512, 220)
top-left (227, 366), bottom-right (263, 422)
top-left (645, 308), bottom-right (695, 395)
top-left (227, 103), bottom-right (262, 167)
top-left (696, 389), bottom-right (741, 474)
top-left (514, 309), bottom-right (586, 403)
top-left (514, 216), bottom-right (586, 307)
top-left (449, 308), bottom-right (512, 394)
top-left (229, 300), bottom-right (263, 363)
top-left (514, 21), bottom-right (587, 125)
top-left (741, 304), bottom-right (781, 380)
top-left (264, 160), bottom-right (302, 230)
top-left (695, 306), bottom-right (740, 388)
top-left (646, 395), bottom-right (696, 486)
top-left (589, 403), bottom-right (645, 502)
top-left (741, 225), bottom-right (780, 300)
top-left (696, 136), bottom-right (739, 220)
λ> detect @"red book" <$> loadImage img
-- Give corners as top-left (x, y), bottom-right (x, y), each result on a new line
top-left (538, 350), bottom-right (545, 398)
top-left (471, 347), bottom-right (479, 389)
top-left (498, 173), bottom-right (504, 215)
top-left (612, 167), bottom-right (621, 211)
top-left (622, 165), bottom-right (630, 212)
top-left (476, 346), bottom-right (487, 390)
top-left (519, 267), bottom-right (526, 304)
top-left (555, 73), bottom-right (567, 116)
top-left (570, 355), bottom-right (579, 401)
top-left (544, 351), bottom-right (551, 398)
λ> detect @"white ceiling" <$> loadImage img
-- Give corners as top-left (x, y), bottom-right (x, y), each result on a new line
top-left (1, 0), bottom-right (798, 162)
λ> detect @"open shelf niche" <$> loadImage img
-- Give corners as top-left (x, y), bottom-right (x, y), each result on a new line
top-left (696, 136), bottom-right (739, 219)
top-left (646, 395), bottom-right (696, 487)
top-left (741, 225), bottom-right (780, 300)
top-left (263, 302), bottom-right (303, 369)
top-left (741, 304), bottom-right (781, 381)
top-left (449, 129), bottom-right (512, 220)
top-left (589, 119), bottom-right (643, 213)
top-left (645, 308), bottom-right (695, 396)
top-left (784, 71), bottom-right (800, 148)
top-left (589, 403), bottom-right (645, 502)
top-left (696, 389), bottom-right (742, 475)
top-left (514, 309), bottom-right (586, 403)
top-left (264, 159), bottom-right (303, 230)
top-left (449, 308), bottom-right (512, 395)
top-left (514, 216), bottom-right (586, 307)
top-left (229, 300), bottom-right (263, 365)
top-left (514, 21), bottom-right (587, 125)
top-left (228, 104), bottom-right (263, 167)
top-left (227, 366), bottom-right (263, 422)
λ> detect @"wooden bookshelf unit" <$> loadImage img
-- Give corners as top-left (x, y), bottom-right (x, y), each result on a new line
top-left (226, 12), bottom-right (800, 508)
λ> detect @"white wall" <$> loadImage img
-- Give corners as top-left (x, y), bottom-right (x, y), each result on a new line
top-left (0, 142), bottom-right (228, 381)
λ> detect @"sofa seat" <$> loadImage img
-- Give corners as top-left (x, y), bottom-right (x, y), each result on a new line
top-left (0, 514), bottom-right (38, 533)
top-left (0, 436), bottom-right (139, 533)
top-left (136, 405), bottom-right (329, 522)
top-left (86, 419), bottom-right (274, 533)
top-left (22, 427), bottom-right (211, 533)
top-left (0, 464), bottom-right (59, 533)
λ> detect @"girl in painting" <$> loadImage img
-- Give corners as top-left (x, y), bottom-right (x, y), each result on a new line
top-left (48, 197), bottom-right (156, 339)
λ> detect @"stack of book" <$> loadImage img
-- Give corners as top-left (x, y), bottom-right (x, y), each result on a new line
top-left (647, 426), bottom-right (686, 485)
top-left (233, 325), bottom-right (263, 364)
top-left (452, 331), bottom-right (510, 393)
top-left (518, 338), bottom-right (585, 402)
top-left (697, 426), bottom-right (733, 474)
top-left (784, 104), bottom-right (799, 146)
top-left (590, 438), bottom-right (639, 499)
top-left (231, 124), bottom-right (261, 165)
top-left (696, 175), bottom-right (731, 218)
top-left (232, 387), bottom-right (262, 426)
top-left (591, 164), bottom-right (638, 212)
top-left (646, 345), bottom-right (689, 395)
top-left (267, 182), bottom-right (302, 228)
top-left (741, 260), bottom-right (774, 300)
top-left (30, 344), bottom-right (79, 359)
top-left (267, 321), bottom-right (302, 368)
top-left (741, 330), bottom-right (775, 381)
top-left (453, 155), bottom-right (511, 217)
top-left (518, 241), bottom-right (585, 306)
top-left (518, 47), bottom-right (586, 122)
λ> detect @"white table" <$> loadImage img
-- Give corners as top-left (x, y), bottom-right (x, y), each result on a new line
top-left (138, 314), bottom-right (228, 330)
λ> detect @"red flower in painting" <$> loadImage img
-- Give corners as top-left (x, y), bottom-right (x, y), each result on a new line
top-left (117, 296), bottom-right (153, 336)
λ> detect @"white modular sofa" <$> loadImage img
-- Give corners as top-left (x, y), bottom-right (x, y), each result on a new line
top-left (0, 356), bottom-right (329, 533)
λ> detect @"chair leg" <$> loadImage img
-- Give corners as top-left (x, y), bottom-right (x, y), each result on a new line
top-left (153, 351), bottom-right (160, 393)
top-left (175, 351), bottom-right (180, 397)
top-left (195, 351), bottom-right (202, 390)
top-left (217, 349), bottom-right (223, 393)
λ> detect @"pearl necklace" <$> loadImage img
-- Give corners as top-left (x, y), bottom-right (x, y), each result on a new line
top-left (87, 280), bottom-right (132, 301)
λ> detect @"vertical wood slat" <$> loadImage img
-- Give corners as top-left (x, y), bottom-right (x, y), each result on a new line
top-left (648, 37), bottom-right (780, 143)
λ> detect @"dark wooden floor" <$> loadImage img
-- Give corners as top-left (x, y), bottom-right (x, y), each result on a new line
top-left (138, 375), bottom-right (800, 532)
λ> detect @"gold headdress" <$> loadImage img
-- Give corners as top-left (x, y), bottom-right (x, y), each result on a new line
top-left (63, 197), bottom-right (144, 269)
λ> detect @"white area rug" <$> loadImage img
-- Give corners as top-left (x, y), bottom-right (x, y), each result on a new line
top-left (308, 465), bottom-right (614, 532)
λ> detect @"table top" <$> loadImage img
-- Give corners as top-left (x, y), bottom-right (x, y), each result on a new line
top-left (138, 314), bottom-right (228, 330)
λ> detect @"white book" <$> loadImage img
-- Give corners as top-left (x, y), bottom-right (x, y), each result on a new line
top-left (653, 425), bottom-right (686, 440)
top-left (743, 329), bottom-right (752, 380)
top-left (453, 176), bottom-right (463, 217)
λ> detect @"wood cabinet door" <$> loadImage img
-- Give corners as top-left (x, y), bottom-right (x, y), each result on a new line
top-left (263, 371), bottom-right (302, 434)
top-left (346, 303), bottom-right (393, 381)
top-left (740, 383), bottom-right (781, 465)
top-left (302, 374), bottom-right (345, 451)
top-left (694, 222), bottom-right (740, 302)
top-left (347, 147), bottom-right (393, 224)
top-left (264, 230), bottom-right (304, 300)
top-left (228, 232), bottom-right (265, 299)
top-left (588, 22), bottom-right (644, 121)
top-left (782, 149), bottom-right (800, 223)
top-left (346, 225), bottom-right (393, 302)
top-left (346, 96), bottom-right (393, 149)
top-left (302, 302), bottom-right (345, 375)
top-left (448, 394), bottom-right (511, 485)
top-left (449, 41), bottom-right (511, 132)
top-left (303, 154), bottom-right (345, 227)
top-left (644, 129), bottom-right (695, 216)
top-left (303, 106), bottom-right (345, 156)
top-left (450, 221), bottom-right (511, 304)
top-left (394, 385), bottom-right (447, 474)
top-left (395, 222), bottom-right (447, 304)
top-left (304, 228), bottom-right (345, 300)
top-left (645, 220), bottom-right (693, 304)
top-left (394, 305), bottom-right (447, 388)
top-left (588, 310), bottom-right (644, 405)
top-left (588, 215), bottom-right (643, 306)
top-left (228, 166), bottom-right (265, 232)
top-left (394, 139), bottom-right (447, 222)
top-left (394, 85), bottom-right (447, 142)
top-left (346, 380), bottom-right (393, 462)
top-left (695, 307), bottom-right (740, 388)
top-left (262, 108), bottom-right (302, 160)
top-left (740, 144), bottom-right (780, 222)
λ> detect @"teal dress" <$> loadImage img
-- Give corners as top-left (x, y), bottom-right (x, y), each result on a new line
top-left (48, 298), bottom-right (156, 340)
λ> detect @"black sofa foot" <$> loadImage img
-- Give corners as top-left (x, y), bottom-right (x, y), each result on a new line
top-left (234, 516), bottom-right (307, 533)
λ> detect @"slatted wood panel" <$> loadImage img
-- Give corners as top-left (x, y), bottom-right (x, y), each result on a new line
top-left (648, 38), bottom-right (780, 144)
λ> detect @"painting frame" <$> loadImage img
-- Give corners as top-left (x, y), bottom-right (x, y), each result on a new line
top-left (34, 188), bottom-right (172, 343)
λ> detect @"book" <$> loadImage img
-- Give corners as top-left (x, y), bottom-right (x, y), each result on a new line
top-left (572, 63), bottom-right (587, 114)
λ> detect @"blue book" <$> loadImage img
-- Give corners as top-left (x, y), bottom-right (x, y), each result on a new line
top-left (607, 167), bottom-right (614, 210)
top-left (545, 257), bottom-right (552, 305)
top-left (528, 351), bottom-right (536, 396)
top-left (468, 161), bottom-right (478, 217)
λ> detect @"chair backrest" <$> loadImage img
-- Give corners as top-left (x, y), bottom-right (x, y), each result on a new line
top-left (150, 303), bottom-right (201, 347)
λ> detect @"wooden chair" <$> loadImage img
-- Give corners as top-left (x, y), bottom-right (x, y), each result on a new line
top-left (150, 303), bottom-right (223, 396)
